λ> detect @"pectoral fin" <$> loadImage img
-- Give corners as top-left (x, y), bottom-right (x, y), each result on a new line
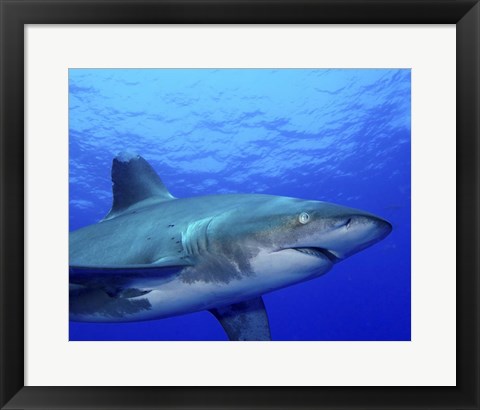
top-left (69, 260), bottom-right (191, 298)
top-left (209, 297), bottom-right (271, 341)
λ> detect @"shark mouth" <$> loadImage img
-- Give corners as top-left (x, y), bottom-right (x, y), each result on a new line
top-left (292, 247), bottom-right (339, 262)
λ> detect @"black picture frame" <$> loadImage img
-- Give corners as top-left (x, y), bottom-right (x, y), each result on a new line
top-left (1, 1), bottom-right (478, 409)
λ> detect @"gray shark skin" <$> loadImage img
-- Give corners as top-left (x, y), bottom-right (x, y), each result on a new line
top-left (70, 153), bottom-right (392, 341)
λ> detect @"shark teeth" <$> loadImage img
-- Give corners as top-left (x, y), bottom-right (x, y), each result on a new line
top-left (292, 247), bottom-right (338, 262)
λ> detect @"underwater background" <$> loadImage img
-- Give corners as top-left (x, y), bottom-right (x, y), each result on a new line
top-left (69, 68), bottom-right (411, 341)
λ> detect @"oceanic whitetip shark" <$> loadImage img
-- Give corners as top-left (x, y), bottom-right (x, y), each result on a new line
top-left (69, 153), bottom-right (392, 340)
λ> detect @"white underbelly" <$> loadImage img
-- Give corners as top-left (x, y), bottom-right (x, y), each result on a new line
top-left (129, 276), bottom-right (265, 321)
top-left (70, 250), bottom-right (332, 323)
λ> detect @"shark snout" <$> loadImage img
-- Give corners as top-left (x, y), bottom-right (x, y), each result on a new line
top-left (370, 215), bottom-right (393, 237)
top-left (326, 214), bottom-right (392, 260)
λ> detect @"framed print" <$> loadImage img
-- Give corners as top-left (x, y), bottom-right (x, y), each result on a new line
top-left (1, 0), bottom-right (479, 409)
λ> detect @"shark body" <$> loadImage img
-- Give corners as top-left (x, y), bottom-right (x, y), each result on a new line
top-left (70, 154), bottom-right (392, 340)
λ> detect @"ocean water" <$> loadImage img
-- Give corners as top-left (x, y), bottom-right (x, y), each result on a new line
top-left (69, 68), bottom-right (411, 341)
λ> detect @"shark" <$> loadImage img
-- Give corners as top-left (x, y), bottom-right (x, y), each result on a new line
top-left (69, 153), bottom-right (392, 341)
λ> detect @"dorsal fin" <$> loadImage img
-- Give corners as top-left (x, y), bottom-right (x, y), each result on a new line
top-left (104, 153), bottom-right (174, 220)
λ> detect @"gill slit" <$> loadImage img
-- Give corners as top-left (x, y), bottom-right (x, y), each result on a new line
top-left (182, 216), bottom-right (214, 257)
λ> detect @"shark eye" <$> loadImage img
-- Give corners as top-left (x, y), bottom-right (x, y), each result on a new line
top-left (298, 212), bottom-right (310, 224)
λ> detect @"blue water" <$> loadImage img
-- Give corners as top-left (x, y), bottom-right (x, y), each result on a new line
top-left (69, 69), bottom-right (411, 341)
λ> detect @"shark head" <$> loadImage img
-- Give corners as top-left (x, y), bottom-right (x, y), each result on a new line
top-left (209, 195), bottom-right (392, 291)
